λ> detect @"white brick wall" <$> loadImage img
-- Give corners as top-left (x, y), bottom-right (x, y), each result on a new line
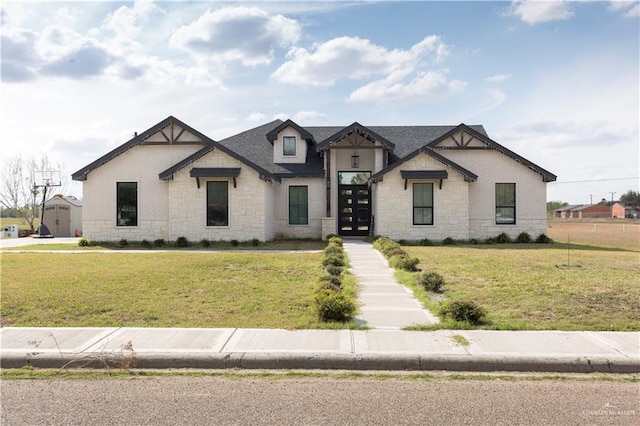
top-left (437, 148), bottom-right (549, 239)
top-left (273, 177), bottom-right (325, 238)
top-left (82, 144), bottom-right (202, 241)
top-left (373, 152), bottom-right (470, 241)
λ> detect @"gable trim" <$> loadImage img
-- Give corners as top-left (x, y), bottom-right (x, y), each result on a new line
top-left (266, 119), bottom-right (314, 144)
top-left (315, 122), bottom-right (396, 152)
top-left (71, 116), bottom-right (211, 181)
top-left (429, 124), bottom-right (557, 182)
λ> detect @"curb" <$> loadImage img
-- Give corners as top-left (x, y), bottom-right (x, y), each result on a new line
top-left (3, 352), bottom-right (638, 374)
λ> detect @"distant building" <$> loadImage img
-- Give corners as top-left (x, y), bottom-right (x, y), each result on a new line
top-left (554, 203), bottom-right (625, 219)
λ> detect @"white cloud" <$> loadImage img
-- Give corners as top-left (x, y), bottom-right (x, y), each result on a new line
top-left (348, 70), bottom-right (467, 104)
top-left (484, 74), bottom-right (511, 83)
top-left (272, 35), bottom-right (448, 87)
top-left (247, 112), bottom-right (268, 122)
top-left (608, 1), bottom-right (640, 18)
top-left (506, 0), bottom-right (574, 25)
top-left (101, 0), bottom-right (160, 40)
top-left (170, 6), bottom-right (300, 66)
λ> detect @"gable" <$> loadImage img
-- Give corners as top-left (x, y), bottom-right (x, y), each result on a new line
top-left (431, 129), bottom-right (488, 149)
top-left (71, 116), bottom-right (211, 181)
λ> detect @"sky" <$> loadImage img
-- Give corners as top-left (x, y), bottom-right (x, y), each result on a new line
top-left (1, 0), bottom-right (638, 205)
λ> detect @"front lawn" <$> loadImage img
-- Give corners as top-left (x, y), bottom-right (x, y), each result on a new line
top-left (0, 252), bottom-right (327, 328)
top-left (401, 244), bottom-right (639, 331)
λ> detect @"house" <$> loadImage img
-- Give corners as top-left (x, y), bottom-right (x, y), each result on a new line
top-left (72, 116), bottom-right (556, 242)
top-left (42, 194), bottom-right (83, 237)
top-left (553, 203), bottom-right (626, 219)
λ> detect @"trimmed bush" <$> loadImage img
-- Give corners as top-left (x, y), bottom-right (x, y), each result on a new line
top-left (251, 239), bottom-right (260, 247)
top-left (419, 238), bottom-right (431, 246)
top-left (325, 264), bottom-right (344, 277)
top-left (536, 233), bottom-right (553, 244)
top-left (440, 300), bottom-right (486, 325)
top-left (314, 290), bottom-right (356, 322)
top-left (328, 236), bottom-right (343, 247)
top-left (318, 275), bottom-right (342, 291)
top-left (322, 254), bottom-right (345, 267)
top-left (324, 244), bottom-right (343, 257)
top-left (141, 239), bottom-right (152, 249)
top-left (515, 232), bottom-right (531, 243)
top-left (78, 238), bottom-right (91, 247)
top-left (175, 236), bottom-right (189, 247)
top-left (118, 238), bottom-right (128, 247)
top-left (230, 239), bottom-right (239, 247)
top-left (200, 239), bottom-right (210, 248)
top-left (389, 255), bottom-right (420, 272)
top-left (469, 238), bottom-right (480, 245)
top-left (153, 239), bottom-right (165, 247)
top-left (418, 271), bottom-right (445, 292)
top-left (442, 237), bottom-right (455, 246)
top-left (495, 232), bottom-right (511, 244)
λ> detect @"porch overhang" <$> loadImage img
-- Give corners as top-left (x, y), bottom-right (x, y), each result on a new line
top-left (400, 170), bottom-right (448, 190)
top-left (190, 167), bottom-right (241, 188)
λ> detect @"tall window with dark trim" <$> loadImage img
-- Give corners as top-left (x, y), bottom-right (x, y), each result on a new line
top-left (496, 183), bottom-right (516, 224)
top-left (207, 181), bottom-right (229, 226)
top-left (413, 183), bottom-right (434, 225)
top-left (289, 186), bottom-right (308, 225)
top-left (283, 136), bottom-right (296, 156)
top-left (116, 182), bottom-right (138, 226)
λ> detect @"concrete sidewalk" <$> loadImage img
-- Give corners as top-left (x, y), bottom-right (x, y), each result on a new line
top-left (1, 327), bottom-right (638, 373)
top-left (344, 240), bottom-right (439, 329)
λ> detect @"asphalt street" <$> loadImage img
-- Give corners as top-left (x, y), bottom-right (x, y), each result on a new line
top-left (2, 376), bottom-right (638, 425)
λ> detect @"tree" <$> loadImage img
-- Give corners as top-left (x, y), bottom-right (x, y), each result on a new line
top-left (547, 200), bottom-right (568, 215)
top-left (619, 190), bottom-right (640, 212)
top-left (0, 155), bottom-right (63, 232)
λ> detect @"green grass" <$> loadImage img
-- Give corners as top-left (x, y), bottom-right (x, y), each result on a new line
top-left (0, 252), bottom-right (338, 328)
top-left (399, 243), bottom-right (639, 331)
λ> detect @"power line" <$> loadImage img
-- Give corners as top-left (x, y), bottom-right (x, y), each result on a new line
top-left (550, 177), bottom-right (639, 184)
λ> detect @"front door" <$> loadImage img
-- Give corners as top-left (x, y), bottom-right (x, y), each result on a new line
top-left (338, 185), bottom-right (371, 236)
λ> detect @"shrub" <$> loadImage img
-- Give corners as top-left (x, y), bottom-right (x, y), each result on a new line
top-left (318, 275), bottom-right (342, 291)
top-left (328, 236), bottom-right (343, 247)
top-left (495, 232), bottom-right (511, 244)
top-left (419, 238), bottom-right (431, 246)
top-left (440, 300), bottom-right (486, 325)
top-left (251, 238), bottom-right (260, 247)
top-left (200, 239), bottom-right (210, 248)
top-left (324, 244), bottom-right (343, 257)
top-left (175, 236), bottom-right (189, 248)
top-left (515, 232), bottom-right (531, 243)
top-left (418, 271), bottom-right (445, 292)
top-left (322, 254), bottom-right (345, 268)
top-left (118, 238), bottom-right (128, 247)
top-left (442, 237), bottom-right (455, 246)
top-left (325, 264), bottom-right (344, 277)
top-left (153, 239), bottom-right (165, 248)
top-left (230, 239), bottom-right (239, 247)
top-left (469, 238), bottom-right (480, 245)
top-left (141, 239), bottom-right (152, 249)
top-left (385, 246), bottom-right (408, 259)
top-left (389, 255), bottom-right (420, 272)
top-left (314, 290), bottom-right (356, 322)
top-left (78, 238), bottom-right (91, 247)
top-left (536, 233), bottom-right (553, 244)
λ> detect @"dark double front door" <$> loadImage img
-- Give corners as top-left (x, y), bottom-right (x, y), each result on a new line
top-left (338, 185), bottom-right (371, 236)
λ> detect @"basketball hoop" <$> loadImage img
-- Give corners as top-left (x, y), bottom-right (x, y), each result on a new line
top-left (33, 170), bottom-right (62, 238)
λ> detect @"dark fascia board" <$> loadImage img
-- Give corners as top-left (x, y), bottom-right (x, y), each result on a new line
top-left (71, 116), bottom-right (210, 181)
top-left (271, 172), bottom-right (325, 179)
top-left (371, 146), bottom-right (478, 183)
top-left (315, 122), bottom-right (396, 152)
top-left (158, 141), bottom-right (275, 182)
top-left (428, 124), bottom-right (557, 182)
top-left (266, 119), bottom-right (314, 144)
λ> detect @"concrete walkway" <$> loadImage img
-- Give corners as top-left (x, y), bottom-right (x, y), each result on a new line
top-left (1, 327), bottom-right (638, 373)
top-left (344, 240), bottom-right (439, 329)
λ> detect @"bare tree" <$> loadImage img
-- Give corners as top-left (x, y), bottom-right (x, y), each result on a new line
top-left (0, 155), bottom-right (63, 232)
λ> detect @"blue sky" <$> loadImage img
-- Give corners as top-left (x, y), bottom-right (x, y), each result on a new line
top-left (1, 0), bottom-right (638, 204)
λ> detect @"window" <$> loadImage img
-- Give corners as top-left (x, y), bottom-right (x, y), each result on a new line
top-left (289, 186), bottom-right (308, 225)
top-left (207, 181), bottom-right (229, 226)
top-left (413, 183), bottom-right (433, 225)
top-left (283, 136), bottom-right (296, 156)
top-left (496, 183), bottom-right (516, 224)
top-left (117, 182), bottom-right (138, 226)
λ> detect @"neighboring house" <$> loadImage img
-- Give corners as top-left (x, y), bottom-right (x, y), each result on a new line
top-left (554, 203), bottom-right (626, 219)
top-left (72, 116), bottom-right (556, 242)
top-left (42, 194), bottom-right (83, 237)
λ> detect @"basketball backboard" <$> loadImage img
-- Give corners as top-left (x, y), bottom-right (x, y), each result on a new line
top-left (35, 170), bottom-right (62, 188)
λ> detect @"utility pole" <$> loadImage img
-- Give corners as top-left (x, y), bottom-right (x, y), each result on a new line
top-left (589, 194), bottom-right (593, 204)
top-left (609, 191), bottom-right (616, 218)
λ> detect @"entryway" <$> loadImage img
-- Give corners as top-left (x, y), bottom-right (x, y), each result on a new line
top-left (338, 184), bottom-right (371, 236)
